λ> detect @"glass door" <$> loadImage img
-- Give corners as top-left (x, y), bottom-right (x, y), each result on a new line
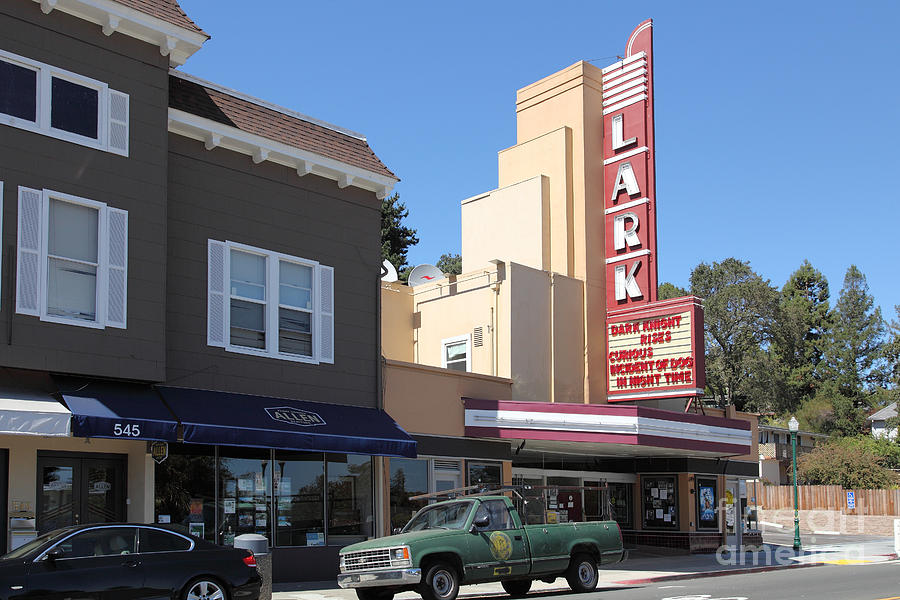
top-left (36, 452), bottom-right (127, 533)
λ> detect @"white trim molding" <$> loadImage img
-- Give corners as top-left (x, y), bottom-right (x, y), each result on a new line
top-left (168, 108), bottom-right (398, 197)
top-left (32, 0), bottom-right (208, 66)
top-left (464, 407), bottom-right (752, 448)
top-left (602, 146), bottom-right (649, 166)
top-left (605, 249), bottom-right (650, 265)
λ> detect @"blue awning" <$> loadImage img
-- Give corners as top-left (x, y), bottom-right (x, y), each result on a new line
top-left (156, 386), bottom-right (416, 458)
top-left (54, 376), bottom-right (178, 442)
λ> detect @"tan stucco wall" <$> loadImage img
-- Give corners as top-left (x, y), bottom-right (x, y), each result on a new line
top-left (498, 127), bottom-right (573, 277)
top-left (381, 282), bottom-right (415, 363)
top-left (382, 359), bottom-right (512, 437)
top-left (513, 61), bottom-right (608, 405)
top-left (705, 408), bottom-right (759, 462)
top-left (461, 176), bottom-right (550, 273)
top-left (409, 269), bottom-right (508, 377)
top-left (3, 435), bottom-right (154, 525)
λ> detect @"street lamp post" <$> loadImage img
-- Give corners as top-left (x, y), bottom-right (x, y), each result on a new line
top-left (789, 416), bottom-right (801, 551)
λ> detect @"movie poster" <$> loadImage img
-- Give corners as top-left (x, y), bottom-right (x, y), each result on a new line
top-left (699, 485), bottom-right (716, 522)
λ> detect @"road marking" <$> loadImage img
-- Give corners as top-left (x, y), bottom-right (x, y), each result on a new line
top-left (873, 597), bottom-right (900, 600)
top-left (820, 559), bottom-right (878, 565)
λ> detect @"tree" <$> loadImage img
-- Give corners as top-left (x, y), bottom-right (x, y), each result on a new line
top-left (797, 437), bottom-right (899, 489)
top-left (770, 261), bottom-right (832, 413)
top-left (689, 258), bottom-right (779, 410)
top-left (824, 265), bottom-right (886, 400)
top-left (884, 305), bottom-right (900, 390)
top-left (381, 193), bottom-right (419, 277)
top-left (436, 253), bottom-right (462, 275)
top-left (658, 282), bottom-right (687, 300)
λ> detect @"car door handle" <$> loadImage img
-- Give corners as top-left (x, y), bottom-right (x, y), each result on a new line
top-left (514, 536), bottom-right (523, 541)
top-left (122, 559), bottom-right (141, 568)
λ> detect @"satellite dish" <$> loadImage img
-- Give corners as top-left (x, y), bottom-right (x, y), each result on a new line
top-left (381, 259), bottom-right (398, 282)
top-left (408, 264), bottom-right (445, 287)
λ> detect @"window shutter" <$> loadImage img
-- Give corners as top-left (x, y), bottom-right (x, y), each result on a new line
top-left (207, 240), bottom-right (227, 347)
top-left (16, 187), bottom-right (43, 316)
top-left (107, 89), bottom-right (129, 156)
top-left (316, 264), bottom-right (334, 364)
top-left (105, 207), bottom-right (128, 328)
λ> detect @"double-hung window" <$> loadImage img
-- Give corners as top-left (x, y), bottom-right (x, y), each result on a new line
top-left (441, 334), bottom-right (471, 372)
top-left (0, 49), bottom-right (129, 155)
top-left (16, 187), bottom-right (128, 329)
top-left (207, 240), bottom-right (334, 364)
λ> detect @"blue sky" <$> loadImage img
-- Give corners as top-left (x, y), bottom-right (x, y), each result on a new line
top-left (177, 1), bottom-right (899, 319)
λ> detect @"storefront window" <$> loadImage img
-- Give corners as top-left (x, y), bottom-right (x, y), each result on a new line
top-left (273, 451), bottom-right (325, 547)
top-left (512, 476), bottom-right (545, 524)
top-left (467, 462), bottom-right (501, 488)
top-left (218, 448), bottom-right (272, 546)
top-left (389, 458), bottom-right (428, 530)
top-left (642, 475), bottom-right (677, 529)
top-left (547, 476), bottom-right (582, 522)
top-left (154, 445), bottom-right (216, 543)
top-left (326, 454), bottom-right (373, 544)
top-left (696, 478), bottom-right (718, 530)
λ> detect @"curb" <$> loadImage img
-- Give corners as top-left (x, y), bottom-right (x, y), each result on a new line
top-left (612, 561), bottom-right (827, 585)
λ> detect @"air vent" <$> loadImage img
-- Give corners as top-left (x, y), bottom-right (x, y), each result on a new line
top-left (433, 459), bottom-right (461, 473)
top-left (473, 326), bottom-right (483, 347)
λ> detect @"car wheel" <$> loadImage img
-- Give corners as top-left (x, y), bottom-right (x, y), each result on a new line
top-left (356, 589), bottom-right (396, 600)
top-left (420, 562), bottom-right (460, 600)
top-left (501, 579), bottom-right (532, 598)
top-left (183, 576), bottom-right (229, 600)
top-left (565, 553), bottom-right (598, 593)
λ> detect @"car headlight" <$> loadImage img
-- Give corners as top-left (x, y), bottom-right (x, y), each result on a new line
top-left (390, 547), bottom-right (411, 567)
top-left (339, 555), bottom-right (346, 568)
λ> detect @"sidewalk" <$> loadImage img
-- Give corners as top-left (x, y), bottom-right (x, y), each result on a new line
top-left (271, 540), bottom-right (898, 600)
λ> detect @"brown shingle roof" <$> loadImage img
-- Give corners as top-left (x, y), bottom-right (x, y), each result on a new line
top-left (112, 0), bottom-right (208, 37)
top-left (169, 74), bottom-right (397, 180)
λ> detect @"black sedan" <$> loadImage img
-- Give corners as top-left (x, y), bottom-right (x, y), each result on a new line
top-left (0, 523), bottom-right (261, 600)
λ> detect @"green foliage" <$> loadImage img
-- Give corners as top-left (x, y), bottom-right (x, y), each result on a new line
top-left (797, 436), bottom-right (899, 489)
top-left (658, 282), bottom-right (687, 300)
top-left (436, 253), bottom-right (462, 275)
top-left (689, 258), bottom-right (779, 410)
top-left (381, 193), bottom-right (419, 278)
top-left (770, 261), bottom-right (832, 414)
top-left (825, 265), bottom-right (886, 396)
top-left (884, 305), bottom-right (900, 390)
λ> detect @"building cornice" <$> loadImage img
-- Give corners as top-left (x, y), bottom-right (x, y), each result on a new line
top-left (168, 108), bottom-right (397, 199)
top-left (33, 0), bottom-right (207, 66)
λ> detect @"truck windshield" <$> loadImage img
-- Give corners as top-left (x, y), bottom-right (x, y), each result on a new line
top-left (403, 501), bottom-right (474, 532)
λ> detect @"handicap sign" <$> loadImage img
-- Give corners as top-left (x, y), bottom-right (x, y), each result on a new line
top-left (846, 490), bottom-right (856, 509)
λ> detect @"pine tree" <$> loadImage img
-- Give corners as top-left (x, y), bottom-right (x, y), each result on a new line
top-left (436, 253), bottom-right (462, 275)
top-left (381, 193), bottom-right (419, 278)
top-left (826, 265), bottom-right (886, 396)
top-left (771, 260), bottom-right (832, 413)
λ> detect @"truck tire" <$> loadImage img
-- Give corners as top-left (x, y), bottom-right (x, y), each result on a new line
top-left (356, 589), bottom-right (395, 600)
top-left (420, 562), bottom-right (460, 600)
top-left (501, 579), bottom-right (532, 598)
top-left (565, 553), bottom-right (598, 593)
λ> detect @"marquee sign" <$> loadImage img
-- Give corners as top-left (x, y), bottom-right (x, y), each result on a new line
top-left (607, 297), bottom-right (705, 402)
top-left (602, 19), bottom-right (658, 308)
top-left (603, 21), bottom-right (706, 402)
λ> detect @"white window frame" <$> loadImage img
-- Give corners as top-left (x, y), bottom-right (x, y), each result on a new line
top-left (0, 48), bottom-right (127, 155)
top-left (39, 190), bottom-right (108, 329)
top-left (441, 334), bottom-right (471, 372)
top-left (224, 240), bottom-right (323, 364)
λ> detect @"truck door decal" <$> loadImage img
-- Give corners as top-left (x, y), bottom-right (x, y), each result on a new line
top-left (489, 531), bottom-right (513, 560)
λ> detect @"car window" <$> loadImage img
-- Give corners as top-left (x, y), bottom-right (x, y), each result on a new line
top-left (474, 500), bottom-right (514, 531)
top-left (138, 528), bottom-right (192, 553)
top-left (52, 527), bottom-right (136, 559)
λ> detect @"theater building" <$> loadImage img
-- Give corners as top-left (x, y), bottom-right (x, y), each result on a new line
top-left (380, 21), bottom-right (760, 553)
top-left (0, 0), bottom-right (413, 580)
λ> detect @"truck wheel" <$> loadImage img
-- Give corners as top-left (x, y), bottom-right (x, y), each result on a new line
top-left (420, 562), bottom-right (460, 600)
top-left (565, 553), bottom-right (598, 593)
top-left (356, 589), bottom-right (395, 600)
top-left (501, 579), bottom-right (532, 598)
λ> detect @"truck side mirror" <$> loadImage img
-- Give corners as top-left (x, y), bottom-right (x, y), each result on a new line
top-left (473, 515), bottom-right (490, 529)
top-left (392, 527), bottom-right (402, 535)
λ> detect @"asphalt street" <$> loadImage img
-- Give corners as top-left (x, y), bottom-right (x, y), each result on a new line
top-left (512, 562), bottom-right (900, 600)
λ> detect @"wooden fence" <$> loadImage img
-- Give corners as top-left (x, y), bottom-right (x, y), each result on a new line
top-left (750, 483), bottom-right (900, 515)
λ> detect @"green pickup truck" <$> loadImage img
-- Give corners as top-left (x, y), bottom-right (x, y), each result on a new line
top-left (337, 495), bottom-right (625, 600)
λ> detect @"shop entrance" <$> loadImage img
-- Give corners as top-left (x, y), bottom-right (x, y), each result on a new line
top-left (36, 452), bottom-right (127, 533)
